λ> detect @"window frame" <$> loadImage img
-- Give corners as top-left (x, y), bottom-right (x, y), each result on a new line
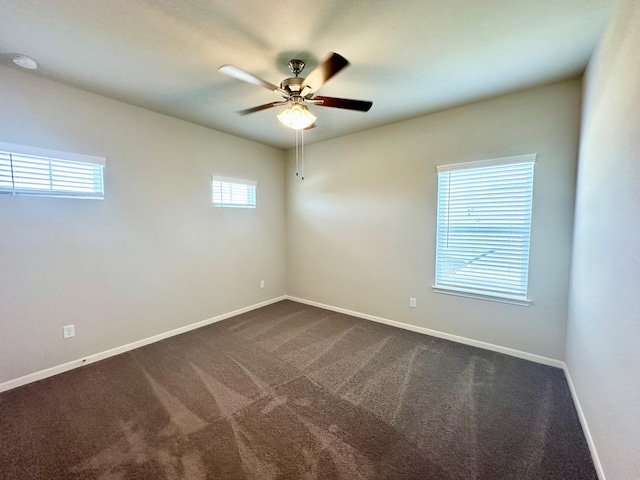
top-left (0, 141), bottom-right (105, 200)
top-left (211, 176), bottom-right (257, 209)
top-left (432, 154), bottom-right (536, 306)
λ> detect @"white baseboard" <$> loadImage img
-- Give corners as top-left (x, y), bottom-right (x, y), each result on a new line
top-left (563, 365), bottom-right (606, 480)
top-left (286, 296), bottom-right (565, 368)
top-left (0, 296), bottom-right (287, 394)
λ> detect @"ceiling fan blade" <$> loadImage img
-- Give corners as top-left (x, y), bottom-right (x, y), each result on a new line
top-left (239, 101), bottom-right (288, 115)
top-left (219, 64), bottom-right (283, 94)
top-left (301, 52), bottom-right (350, 94)
top-left (300, 85), bottom-right (312, 98)
top-left (313, 96), bottom-right (373, 112)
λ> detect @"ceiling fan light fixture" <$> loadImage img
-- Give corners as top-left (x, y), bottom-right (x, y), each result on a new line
top-left (277, 104), bottom-right (316, 130)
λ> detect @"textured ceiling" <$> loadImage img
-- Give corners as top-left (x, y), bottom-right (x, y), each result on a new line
top-left (0, 0), bottom-right (615, 149)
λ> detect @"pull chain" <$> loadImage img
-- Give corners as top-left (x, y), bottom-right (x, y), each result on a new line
top-left (301, 127), bottom-right (304, 180)
top-left (295, 129), bottom-right (299, 177)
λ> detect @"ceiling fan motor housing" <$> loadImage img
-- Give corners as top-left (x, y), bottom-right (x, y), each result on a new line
top-left (281, 76), bottom-right (304, 94)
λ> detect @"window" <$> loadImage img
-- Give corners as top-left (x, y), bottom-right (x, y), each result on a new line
top-left (212, 176), bottom-right (256, 208)
top-left (0, 142), bottom-right (105, 199)
top-left (433, 154), bottom-right (536, 305)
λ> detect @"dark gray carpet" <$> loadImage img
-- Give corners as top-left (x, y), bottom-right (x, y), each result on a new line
top-left (0, 300), bottom-right (596, 479)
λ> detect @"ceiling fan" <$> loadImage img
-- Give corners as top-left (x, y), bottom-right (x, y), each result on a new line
top-left (219, 52), bottom-right (373, 130)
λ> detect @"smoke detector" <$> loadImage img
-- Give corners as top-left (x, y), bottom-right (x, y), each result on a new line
top-left (12, 54), bottom-right (38, 70)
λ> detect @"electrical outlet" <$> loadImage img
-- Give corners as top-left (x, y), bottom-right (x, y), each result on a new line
top-left (409, 297), bottom-right (417, 308)
top-left (63, 325), bottom-right (75, 339)
top-left (260, 280), bottom-right (265, 289)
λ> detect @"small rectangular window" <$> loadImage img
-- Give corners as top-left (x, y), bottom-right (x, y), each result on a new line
top-left (0, 142), bottom-right (105, 200)
top-left (433, 154), bottom-right (535, 305)
top-left (212, 176), bottom-right (256, 208)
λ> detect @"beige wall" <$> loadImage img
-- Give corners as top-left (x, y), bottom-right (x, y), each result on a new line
top-left (566, 1), bottom-right (640, 478)
top-left (286, 79), bottom-right (582, 360)
top-left (0, 66), bottom-right (286, 383)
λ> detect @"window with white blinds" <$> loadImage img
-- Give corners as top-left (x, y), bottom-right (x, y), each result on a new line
top-left (433, 154), bottom-right (536, 305)
top-left (212, 176), bottom-right (257, 208)
top-left (0, 142), bottom-right (105, 199)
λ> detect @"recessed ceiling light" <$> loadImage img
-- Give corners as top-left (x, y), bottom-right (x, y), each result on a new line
top-left (12, 54), bottom-right (38, 70)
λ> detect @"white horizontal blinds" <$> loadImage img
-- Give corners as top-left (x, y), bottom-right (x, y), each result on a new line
top-left (435, 155), bottom-right (535, 299)
top-left (212, 176), bottom-right (257, 208)
top-left (0, 142), bottom-right (105, 199)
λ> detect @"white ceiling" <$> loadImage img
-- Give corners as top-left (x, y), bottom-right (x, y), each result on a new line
top-left (0, 0), bottom-right (614, 149)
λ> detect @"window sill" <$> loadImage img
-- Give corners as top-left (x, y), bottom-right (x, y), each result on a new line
top-left (431, 286), bottom-right (532, 306)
